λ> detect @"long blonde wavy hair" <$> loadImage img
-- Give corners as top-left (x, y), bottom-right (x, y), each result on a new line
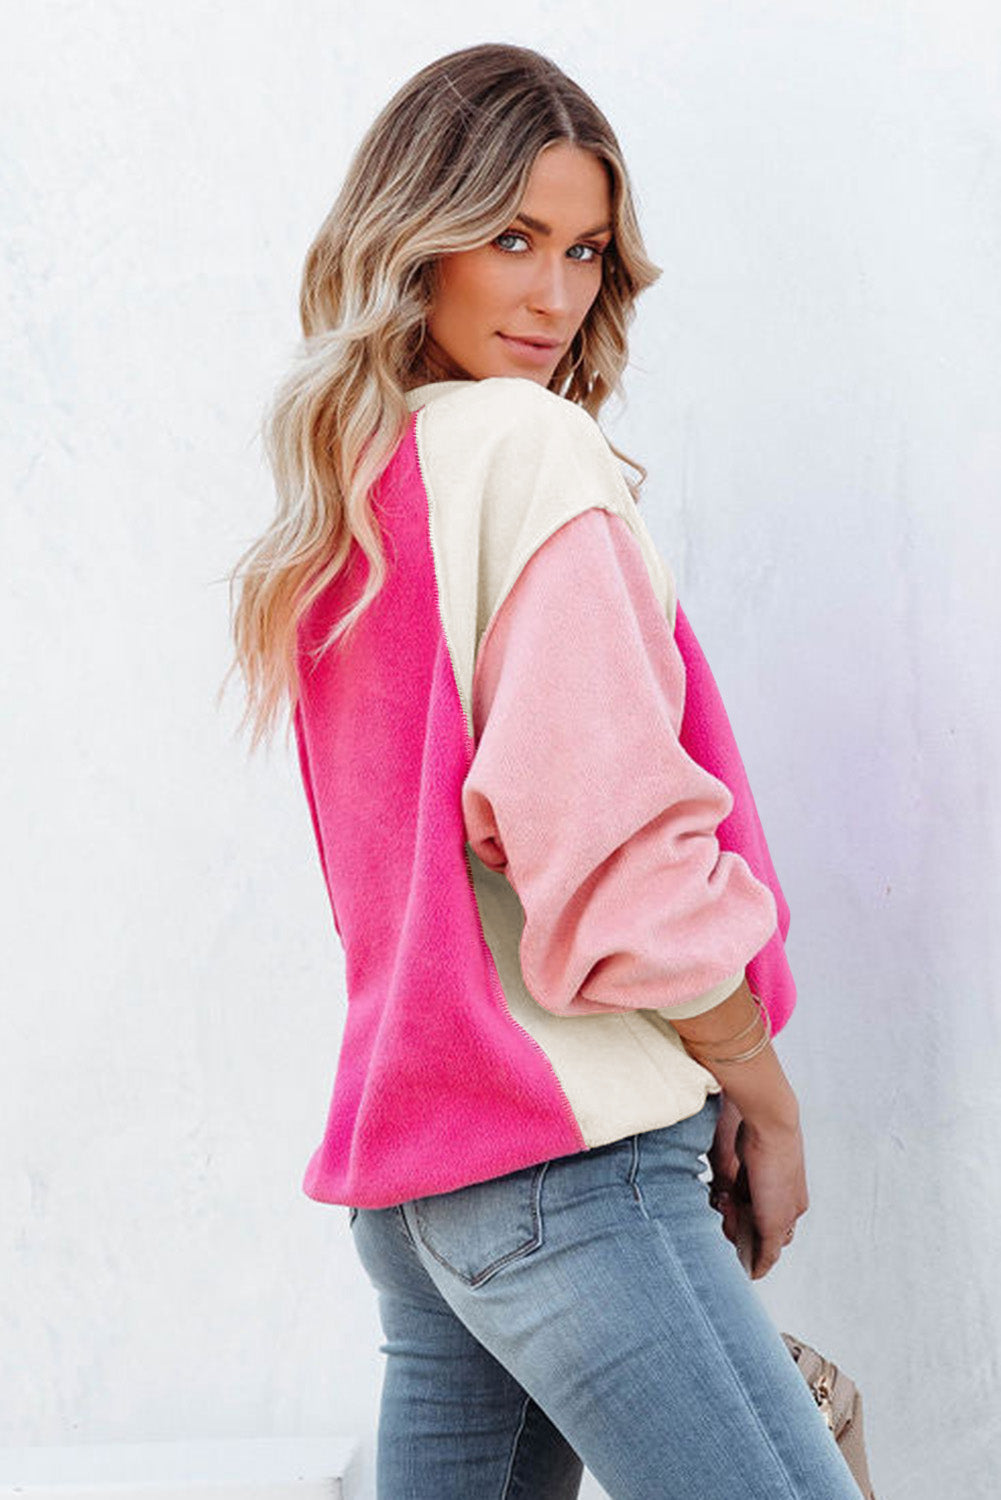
top-left (227, 43), bottom-right (661, 748)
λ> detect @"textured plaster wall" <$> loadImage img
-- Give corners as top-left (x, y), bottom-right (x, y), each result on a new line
top-left (3, 3), bottom-right (999, 1497)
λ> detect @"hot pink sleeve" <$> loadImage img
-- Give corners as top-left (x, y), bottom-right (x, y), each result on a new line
top-left (461, 507), bottom-right (778, 1017)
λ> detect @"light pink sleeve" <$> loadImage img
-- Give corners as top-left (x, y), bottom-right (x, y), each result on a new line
top-left (461, 506), bottom-right (778, 1017)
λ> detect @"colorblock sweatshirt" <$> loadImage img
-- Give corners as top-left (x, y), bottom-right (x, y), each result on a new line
top-left (293, 376), bottom-right (796, 1210)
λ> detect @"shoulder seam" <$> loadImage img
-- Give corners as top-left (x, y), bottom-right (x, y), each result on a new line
top-left (475, 504), bottom-right (641, 689)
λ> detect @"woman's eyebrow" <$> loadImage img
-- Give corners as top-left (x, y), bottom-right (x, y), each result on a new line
top-left (513, 211), bottom-right (613, 238)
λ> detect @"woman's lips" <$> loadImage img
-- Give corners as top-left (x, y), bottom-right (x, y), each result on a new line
top-left (496, 332), bottom-right (563, 364)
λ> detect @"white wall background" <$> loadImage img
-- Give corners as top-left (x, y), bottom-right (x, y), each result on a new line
top-left (3, 2), bottom-right (999, 1495)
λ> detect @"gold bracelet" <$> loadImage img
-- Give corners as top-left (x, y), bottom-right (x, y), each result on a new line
top-left (685, 992), bottom-right (772, 1066)
top-left (682, 987), bottom-right (763, 1051)
top-left (702, 992), bottom-right (764, 1049)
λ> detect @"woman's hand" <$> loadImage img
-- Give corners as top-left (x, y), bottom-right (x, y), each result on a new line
top-left (708, 1092), bottom-right (810, 1280)
top-left (707, 1092), bottom-right (743, 1248)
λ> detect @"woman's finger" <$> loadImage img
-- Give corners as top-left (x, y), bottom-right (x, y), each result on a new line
top-left (707, 1093), bottom-right (742, 1192)
top-left (751, 1229), bottom-right (787, 1280)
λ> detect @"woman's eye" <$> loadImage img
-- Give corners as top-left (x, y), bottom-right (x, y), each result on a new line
top-left (495, 232), bottom-right (530, 253)
top-left (493, 233), bottom-right (606, 261)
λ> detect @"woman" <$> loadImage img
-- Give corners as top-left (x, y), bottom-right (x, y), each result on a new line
top-left (229, 42), bottom-right (859, 1500)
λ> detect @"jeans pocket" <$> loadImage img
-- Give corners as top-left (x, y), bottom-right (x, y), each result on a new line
top-left (410, 1161), bottom-right (549, 1288)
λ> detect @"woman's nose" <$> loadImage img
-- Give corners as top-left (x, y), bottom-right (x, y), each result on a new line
top-left (526, 255), bottom-right (571, 316)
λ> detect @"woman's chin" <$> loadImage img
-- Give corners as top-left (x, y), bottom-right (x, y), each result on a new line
top-left (484, 360), bottom-right (554, 386)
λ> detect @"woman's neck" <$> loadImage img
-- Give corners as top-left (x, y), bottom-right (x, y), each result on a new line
top-left (407, 336), bottom-right (473, 389)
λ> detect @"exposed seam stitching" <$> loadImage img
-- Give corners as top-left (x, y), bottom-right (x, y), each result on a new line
top-left (414, 407), bottom-right (586, 1155)
top-left (413, 403), bottom-right (478, 740)
top-left (463, 847), bottom-right (587, 1153)
top-left (499, 1394), bottom-right (532, 1499)
top-left (477, 503), bottom-right (625, 680)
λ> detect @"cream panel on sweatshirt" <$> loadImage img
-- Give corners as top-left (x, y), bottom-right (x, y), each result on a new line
top-left (468, 853), bottom-right (725, 1147)
top-left (411, 377), bottom-right (676, 739)
top-left (406, 378), bottom-right (776, 1144)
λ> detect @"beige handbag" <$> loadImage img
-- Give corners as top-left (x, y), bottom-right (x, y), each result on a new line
top-left (779, 1332), bottom-right (877, 1499)
top-left (734, 1210), bottom-right (877, 1497)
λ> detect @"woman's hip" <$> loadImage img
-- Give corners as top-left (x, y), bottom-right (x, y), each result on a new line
top-left (350, 1094), bottom-right (858, 1498)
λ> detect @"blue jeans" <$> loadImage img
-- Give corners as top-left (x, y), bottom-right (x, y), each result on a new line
top-left (349, 1093), bottom-right (860, 1499)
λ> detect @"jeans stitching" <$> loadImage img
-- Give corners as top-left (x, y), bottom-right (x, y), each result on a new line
top-left (498, 1393), bottom-right (532, 1499)
top-left (627, 1135), bottom-right (642, 1204)
top-left (411, 1161), bottom-right (550, 1288)
top-left (396, 1202), bottom-right (423, 1253)
top-left (634, 1130), bottom-right (804, 1500)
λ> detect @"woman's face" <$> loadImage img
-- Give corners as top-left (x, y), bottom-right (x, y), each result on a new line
top-left (424, 142), bottom-right (613, 387)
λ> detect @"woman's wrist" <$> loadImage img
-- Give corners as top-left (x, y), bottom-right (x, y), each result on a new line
top-left (723, 1059), bottom-right (801, 1138)
top-left (702, 1047), bottom-right (800, 1137)
top-left (670, 979), bottom-right (800, 1135)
